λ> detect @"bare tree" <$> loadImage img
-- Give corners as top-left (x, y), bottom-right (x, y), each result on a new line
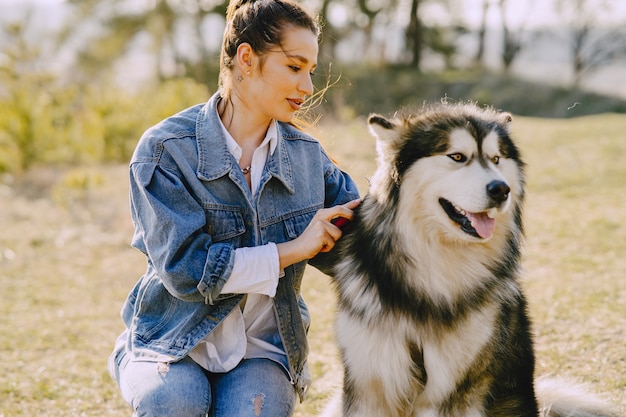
top-left (473, 0), bottom-right (490, 67)
top-left (495, 0), bottom-right (527, 71)
top-left (405, 0), bottom-right (458, 69)
top-left (317, 0), bottom-right (339, 62)
top-left (555, 0), bottom-right (626, 85)
top-left (406, 0), bottom-right (424, 68)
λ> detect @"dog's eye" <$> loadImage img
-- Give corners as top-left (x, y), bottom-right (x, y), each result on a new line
top-left (448, 153), bottom-right (466, 163)
top-left (491, 156), bottom-right (500, 164)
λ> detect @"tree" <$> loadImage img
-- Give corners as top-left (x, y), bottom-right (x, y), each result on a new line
top-left (60, 0), bottom-right (228, 84)
top-left (406, 0), bottom-right (424, 68)
top-left (0, 20), bottom-right (66, 172)
top-left (555, 0), bottom-right (626, 85)
top-left (404, 0), bottom-right (458, 69)
top-left (472, 0), bottom-right (490, 67)
top-left (495, 0), bottom-right (526, 71)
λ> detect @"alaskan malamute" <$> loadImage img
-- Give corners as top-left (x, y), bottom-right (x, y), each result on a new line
top-left (323, 103), bottom-right (615, 417)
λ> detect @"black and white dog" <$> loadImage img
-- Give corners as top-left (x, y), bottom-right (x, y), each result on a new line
top-left (322, 103), bottom-right (615, 417)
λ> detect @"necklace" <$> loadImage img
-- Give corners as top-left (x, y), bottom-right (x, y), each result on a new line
top-left (242, 166), bottom-right (251, 175)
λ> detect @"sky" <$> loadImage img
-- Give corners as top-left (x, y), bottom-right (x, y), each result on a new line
top-left (3, 0), bottom-right (626, 27)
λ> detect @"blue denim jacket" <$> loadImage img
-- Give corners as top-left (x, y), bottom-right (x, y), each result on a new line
top-left (118, 92), bottom-right (359, 400)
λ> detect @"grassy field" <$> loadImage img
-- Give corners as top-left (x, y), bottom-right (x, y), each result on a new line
top-left (1, 113), bottom-right (624, 416)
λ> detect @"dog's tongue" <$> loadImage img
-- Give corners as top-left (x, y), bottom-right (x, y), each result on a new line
top-left (467, 212), bottom-right (496, 239)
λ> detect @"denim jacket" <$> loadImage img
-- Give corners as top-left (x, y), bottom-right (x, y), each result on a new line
top-left (117, 92), bottom-right (359, 401)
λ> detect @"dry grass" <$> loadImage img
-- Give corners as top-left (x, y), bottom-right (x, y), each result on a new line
top-left (0, 113), bottom-right (624, 416)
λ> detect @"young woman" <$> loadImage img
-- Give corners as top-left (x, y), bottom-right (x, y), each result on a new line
top-left (107, 0), bottom-right (360, 416)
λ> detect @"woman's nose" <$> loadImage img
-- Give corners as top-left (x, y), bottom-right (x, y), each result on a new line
top-left (299, 73), bottom-right (314, 96)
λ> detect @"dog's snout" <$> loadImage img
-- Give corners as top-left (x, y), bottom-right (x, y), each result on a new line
top-left (486, 180), bottom-right (510, 203)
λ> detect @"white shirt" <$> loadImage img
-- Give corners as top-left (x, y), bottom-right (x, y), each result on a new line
top-left (188, 118), bottom-right (288, 372)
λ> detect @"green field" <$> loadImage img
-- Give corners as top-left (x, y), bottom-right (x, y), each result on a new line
top-left (1, 113), bottom-right (624, 416)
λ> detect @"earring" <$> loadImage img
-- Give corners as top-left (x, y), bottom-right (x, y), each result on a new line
top-left (246, 71), bottom-right (251, 76)
top-left (237, 75), bottom-right (244, 82)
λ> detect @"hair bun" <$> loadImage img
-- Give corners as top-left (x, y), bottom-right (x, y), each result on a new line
top-left (226, 0), bottom-right (262, 21)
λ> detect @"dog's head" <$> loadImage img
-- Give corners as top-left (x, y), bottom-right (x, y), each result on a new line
top-left (366, 102), bottom-right (525, 244)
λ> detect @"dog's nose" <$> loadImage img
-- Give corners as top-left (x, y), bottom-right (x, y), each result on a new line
top-left (486, 180), bottom-right (510, 203)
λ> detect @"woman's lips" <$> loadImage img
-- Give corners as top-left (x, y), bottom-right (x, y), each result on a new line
top-left (287, 98), bottom-right (303, 110)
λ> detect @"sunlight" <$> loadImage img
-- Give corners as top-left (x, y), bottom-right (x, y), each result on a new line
top-left (460, 0), bottom-right (626, 28)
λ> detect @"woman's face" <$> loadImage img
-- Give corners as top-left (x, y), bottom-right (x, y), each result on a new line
top-left (246, 27), bottom-right (318, 123)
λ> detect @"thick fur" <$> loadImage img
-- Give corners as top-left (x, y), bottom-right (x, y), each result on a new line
top-left (323, 103), bottom-right (615, 417)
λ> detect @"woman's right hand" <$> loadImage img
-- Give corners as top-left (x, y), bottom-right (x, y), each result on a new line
top-left (276, 199), bottom-right (361, 270)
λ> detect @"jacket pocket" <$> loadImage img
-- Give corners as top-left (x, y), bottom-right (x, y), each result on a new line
top-left (282, 207), bottom-right (317, 240)
top-left (204, 205), bottom-right (246, 243)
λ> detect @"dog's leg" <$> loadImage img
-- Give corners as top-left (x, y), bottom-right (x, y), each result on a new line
top-left (335, 312), bottom-right (421, 417)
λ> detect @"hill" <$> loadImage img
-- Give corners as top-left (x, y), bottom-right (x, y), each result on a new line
top-left (317, 68), bottom-right (626, 120)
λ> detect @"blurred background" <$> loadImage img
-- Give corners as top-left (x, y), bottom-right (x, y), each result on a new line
top-left (1, 0), bottom-right (626, 174)
top-left (2, 2), bottom-right (626, 415)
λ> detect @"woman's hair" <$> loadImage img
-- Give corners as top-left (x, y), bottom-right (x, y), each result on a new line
top-left (218, 0), bottom-right (327, 131)
top-left (218, 0), bottom-right (321, 97)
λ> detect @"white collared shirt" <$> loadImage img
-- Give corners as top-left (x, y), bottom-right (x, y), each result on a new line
top-left (188, 118), bottom-right (288, 373)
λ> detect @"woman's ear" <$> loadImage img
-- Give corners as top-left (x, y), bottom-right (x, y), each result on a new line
top-left (236, 42), bottom-right (254, 76)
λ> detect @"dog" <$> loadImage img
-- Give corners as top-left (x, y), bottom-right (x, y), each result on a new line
top-left (321, 102), bottom-right (616, 417)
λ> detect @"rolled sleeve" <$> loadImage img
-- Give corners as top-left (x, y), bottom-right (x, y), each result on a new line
top-left (197, 242), bottom-right (236, 303)
top-left (220, 243), bottom-right (280, 297)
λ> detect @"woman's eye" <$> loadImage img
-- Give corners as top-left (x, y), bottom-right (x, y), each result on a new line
top-left (448, 153), bottom-right (466, 163)
top-left (289, 65), bottom-right (301, 72)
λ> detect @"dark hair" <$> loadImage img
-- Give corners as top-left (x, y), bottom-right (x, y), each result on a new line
top-left (219, 0), bottom-right (321, 96)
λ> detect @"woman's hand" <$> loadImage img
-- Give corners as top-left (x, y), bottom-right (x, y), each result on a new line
top-left (277, 199), bottom-right (361, 270)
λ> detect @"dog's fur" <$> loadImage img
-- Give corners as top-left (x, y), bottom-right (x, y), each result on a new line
top-left (322, 103), bottom-right (615, 417)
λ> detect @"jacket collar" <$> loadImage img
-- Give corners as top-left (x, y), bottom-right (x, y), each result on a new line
top-left (195, 92), bottom-right (295, 194)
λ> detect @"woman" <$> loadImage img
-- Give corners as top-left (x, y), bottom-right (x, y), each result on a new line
top-left (108, 0), bottom-right (360, 416)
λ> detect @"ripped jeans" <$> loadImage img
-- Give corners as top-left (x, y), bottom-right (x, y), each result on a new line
top-left (109, 351), bottom-right (296, 417)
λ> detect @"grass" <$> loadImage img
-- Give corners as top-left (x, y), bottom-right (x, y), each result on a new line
top-left (1, 113), bottom-right (625, 416)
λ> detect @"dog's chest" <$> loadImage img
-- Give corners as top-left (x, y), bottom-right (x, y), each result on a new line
top-left (410, 302), bottom-right (499, 405)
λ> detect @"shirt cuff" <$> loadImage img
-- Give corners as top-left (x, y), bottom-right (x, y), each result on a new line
top-left (220, 243), bottom-right (280, 297)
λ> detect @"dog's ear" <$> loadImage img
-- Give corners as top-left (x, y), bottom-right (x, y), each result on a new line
top-left (367, 114), bottom-right (399, 143)
top-left (368, 114), bottom-right (395, 130)
top-left (499, 112), bottom-right (513, 127)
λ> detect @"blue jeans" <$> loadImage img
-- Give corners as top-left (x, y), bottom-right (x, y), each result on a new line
top-left (110, 352), bottom-right (296, 417)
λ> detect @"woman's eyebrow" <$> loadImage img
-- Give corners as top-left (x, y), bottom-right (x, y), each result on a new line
top-left (270, 49), bottom-right (317, 67)
top-left (284, 53), bottom-right (309, 63)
